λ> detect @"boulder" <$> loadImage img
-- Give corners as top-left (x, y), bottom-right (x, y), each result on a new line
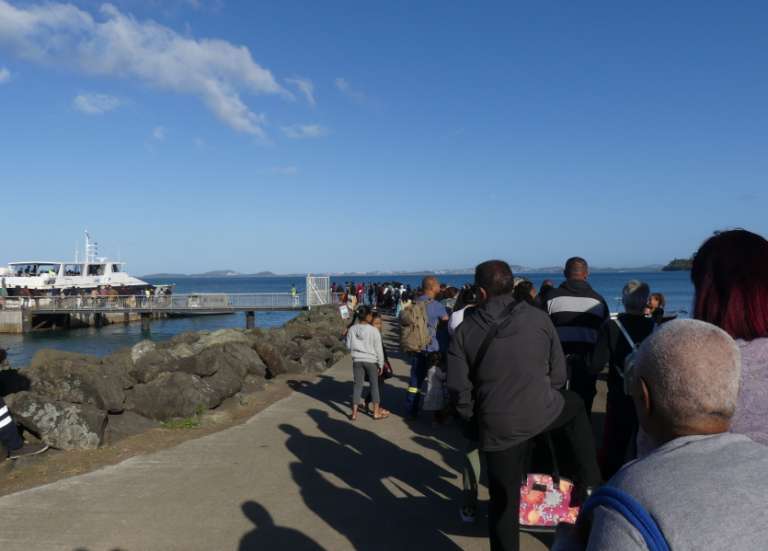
top-left (128, 341), bottom-right (195, 383)
top-left (6, 391), bottom-right (107, 450)
top-left (125, 372), bottom-right (220, 421)
top-left (331, 349), bottom-right (347, 365)
top-left (205, 364), bottom-right (244, 402)
top-left (300, 350), bottom-right (331, 373)
top-left (196, 328), bottom-right (253, 350)
top-left (105, 411), bottom-right (160, 444)
top-left (281, 359), bottom-right (305, 374)
top-left (168, 331), bottom-right (202, 347)
top-left (194, 343), bottom-right (265, 379)
top-left (26, 349), bottom-right (130, 413)
top-left (252, 340), bottom-right (284, 376)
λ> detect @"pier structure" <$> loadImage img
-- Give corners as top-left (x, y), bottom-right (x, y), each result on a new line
top-left (0, 275), bottom-right (332, 334)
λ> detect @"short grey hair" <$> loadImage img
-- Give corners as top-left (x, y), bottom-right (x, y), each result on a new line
top-left (635, 319), bottom-right (741, 427)
top-left (622, 280), bottom-right (650, 314)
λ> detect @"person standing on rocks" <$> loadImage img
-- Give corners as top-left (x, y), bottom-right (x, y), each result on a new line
top-left (0, 349), bottom-right (49, 460)
top-left (346, 307), bottom-right (390, 421)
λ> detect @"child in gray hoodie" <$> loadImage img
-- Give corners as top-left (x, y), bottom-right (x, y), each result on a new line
top-left (346, 307), bottom-right (389, 420)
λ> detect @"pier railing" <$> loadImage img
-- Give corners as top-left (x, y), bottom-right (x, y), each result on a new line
top-left (0, 293), bottom-right (308, 313)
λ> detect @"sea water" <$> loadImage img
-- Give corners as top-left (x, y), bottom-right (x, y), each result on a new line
top-left (0, 272), bottom-right (693, 368)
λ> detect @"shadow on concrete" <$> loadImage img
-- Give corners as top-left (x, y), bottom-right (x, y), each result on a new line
top-left (239, 501), bottom-right (326, 551)
top-left (271, 408), bottom-right (483, 549)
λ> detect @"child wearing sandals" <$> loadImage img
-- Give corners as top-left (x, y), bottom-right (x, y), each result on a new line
top-left (346, 306), bottom-right (390, 421)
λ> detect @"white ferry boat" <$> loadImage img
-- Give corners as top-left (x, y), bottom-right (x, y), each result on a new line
top-left (0, 232), bottom-right (153, 295)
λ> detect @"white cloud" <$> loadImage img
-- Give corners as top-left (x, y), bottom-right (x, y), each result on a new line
top-left (0, 0), bottom-right (288, 136)
top-left (281, 124), bottom-right (328, 139)
top-left (0, 66), bottom-right (10, 83)
top-left (334, 77), bottom-right (349, 93)
top-left (334, 77), bottom-right (366, 103)
top-left (73, 92), bottom-right (121, 114)
top-left (272, 166), bottom-right (298, 175)
top-left (152, 125), bottom-right (166, 140)
top-left (286, 76), bottom-right (315, 106)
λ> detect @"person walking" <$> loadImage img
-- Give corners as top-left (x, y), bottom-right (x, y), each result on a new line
top-left (543, 257), bottom-right (609, 417)
top-left (346, 307), bottom-right (390, 421)
top-left (405, 276), bottom-right (449, 418)
top-left (448, 261), bottom-right (601, 551)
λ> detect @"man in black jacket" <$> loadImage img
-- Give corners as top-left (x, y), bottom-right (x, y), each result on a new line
top-left (543, 257), bottom-right (609, 417)
top-left (447, 260), bottom-right (601, 551)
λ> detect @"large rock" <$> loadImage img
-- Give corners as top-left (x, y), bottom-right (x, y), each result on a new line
top-left (6, 391), bottom-right (107, 450)
top-left (194, 343), bottom-right (265, 379)
top-left (205, 364), bottom-right (244, 402)
top-left (105, 411), bottom-right (160, 444)
top-left (125, 372), bottom-right (220, 421)
top-left (26, 350), bottom-right (130, 413)
top-left (252, 340), bottom-right (285, 376)
top-left (300, 350), bottom-right (331, 373)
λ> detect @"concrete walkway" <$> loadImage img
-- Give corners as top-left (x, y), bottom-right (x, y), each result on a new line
top-left (0, 330), bottom-right (553, 551)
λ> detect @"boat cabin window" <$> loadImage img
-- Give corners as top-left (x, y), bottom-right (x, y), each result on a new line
top-left (64, 264), bottom-right (83, 276)
top-left (87, 264), bottom-right (105, 276)
top-left (12, 264), bottom-right (60, 277)
top-left (112, 264), bottom-right (122, 273)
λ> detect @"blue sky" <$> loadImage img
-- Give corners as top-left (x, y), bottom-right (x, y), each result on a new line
top-left (1, 1), bottom-right (766, 274)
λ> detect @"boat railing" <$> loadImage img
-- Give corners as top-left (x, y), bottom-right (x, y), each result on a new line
top-left (0, 293), bottom-right (307, 312)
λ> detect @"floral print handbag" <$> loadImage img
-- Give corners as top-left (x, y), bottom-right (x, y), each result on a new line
top-left (519, 434), bottom-right (580, 532)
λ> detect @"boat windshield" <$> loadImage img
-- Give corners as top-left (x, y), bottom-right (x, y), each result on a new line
top-left (112, 264), bottom-right (122, 273)
top-left (11, 263), bottom-right (60, 277)
top-left (87, 264), bottom-right (106, 276)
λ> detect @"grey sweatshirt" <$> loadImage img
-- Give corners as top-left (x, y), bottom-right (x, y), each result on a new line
top-left (346, 323), bottom-right (384, 367)
top-left (733, 338), bottom-right (768, 445)
top-left (554, 433), bottom-right (768, 550)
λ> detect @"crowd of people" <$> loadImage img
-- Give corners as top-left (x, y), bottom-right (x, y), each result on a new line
top-left (342, 228), bottom-right (768, 551)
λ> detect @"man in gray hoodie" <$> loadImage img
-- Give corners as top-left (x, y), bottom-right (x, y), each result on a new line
top-left (447, 260), bottom-right (601, 551)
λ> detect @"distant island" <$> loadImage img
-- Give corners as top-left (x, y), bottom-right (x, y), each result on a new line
top-left (143, 264), bottom-right (669, 279)
top-left (143, 270), bottom-right (279, 279)
top-left (662, 258), bottom-right (693, 271)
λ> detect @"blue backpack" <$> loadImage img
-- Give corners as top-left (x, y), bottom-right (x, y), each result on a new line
top-left (580, 486), bottom-right (670, 551)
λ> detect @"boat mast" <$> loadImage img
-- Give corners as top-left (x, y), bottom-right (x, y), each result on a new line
top-left (85, 230), bottom-right (99, 264)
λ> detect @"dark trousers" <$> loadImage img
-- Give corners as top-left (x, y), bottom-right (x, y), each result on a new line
top-left (601, 393), bottom-right (638, 479)
top-left (406, 353), bottom-right (428, 416)
top-left (0, 396), bottom-right (22, 452)
top-left (485, 390), bottom-right (601, 551)
top-left (567, 355), bottom-right (598, 417)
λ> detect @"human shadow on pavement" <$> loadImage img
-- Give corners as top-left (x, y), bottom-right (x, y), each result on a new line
top-left (278, 408), bottom-right (484, 549)
top-left (239, 501), bottom-right (326, 551)
top-left (289, 374), bottom-right (411, 421)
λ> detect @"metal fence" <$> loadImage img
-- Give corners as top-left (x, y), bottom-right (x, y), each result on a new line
top-left (0, 293), bottom-right (307, 312)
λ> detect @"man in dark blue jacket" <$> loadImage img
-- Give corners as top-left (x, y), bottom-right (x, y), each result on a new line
top-left (543, 257), bottom-right (609, 417)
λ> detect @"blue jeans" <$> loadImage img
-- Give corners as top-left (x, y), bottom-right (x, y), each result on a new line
top-left (406, 353), bottom-right (429, 416)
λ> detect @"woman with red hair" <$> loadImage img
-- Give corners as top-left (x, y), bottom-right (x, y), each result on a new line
top-left (692, 229), bottom-right (768, 445)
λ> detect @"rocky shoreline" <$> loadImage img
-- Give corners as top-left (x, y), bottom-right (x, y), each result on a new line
top-left (0, 305), bottom-right (348, 451)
